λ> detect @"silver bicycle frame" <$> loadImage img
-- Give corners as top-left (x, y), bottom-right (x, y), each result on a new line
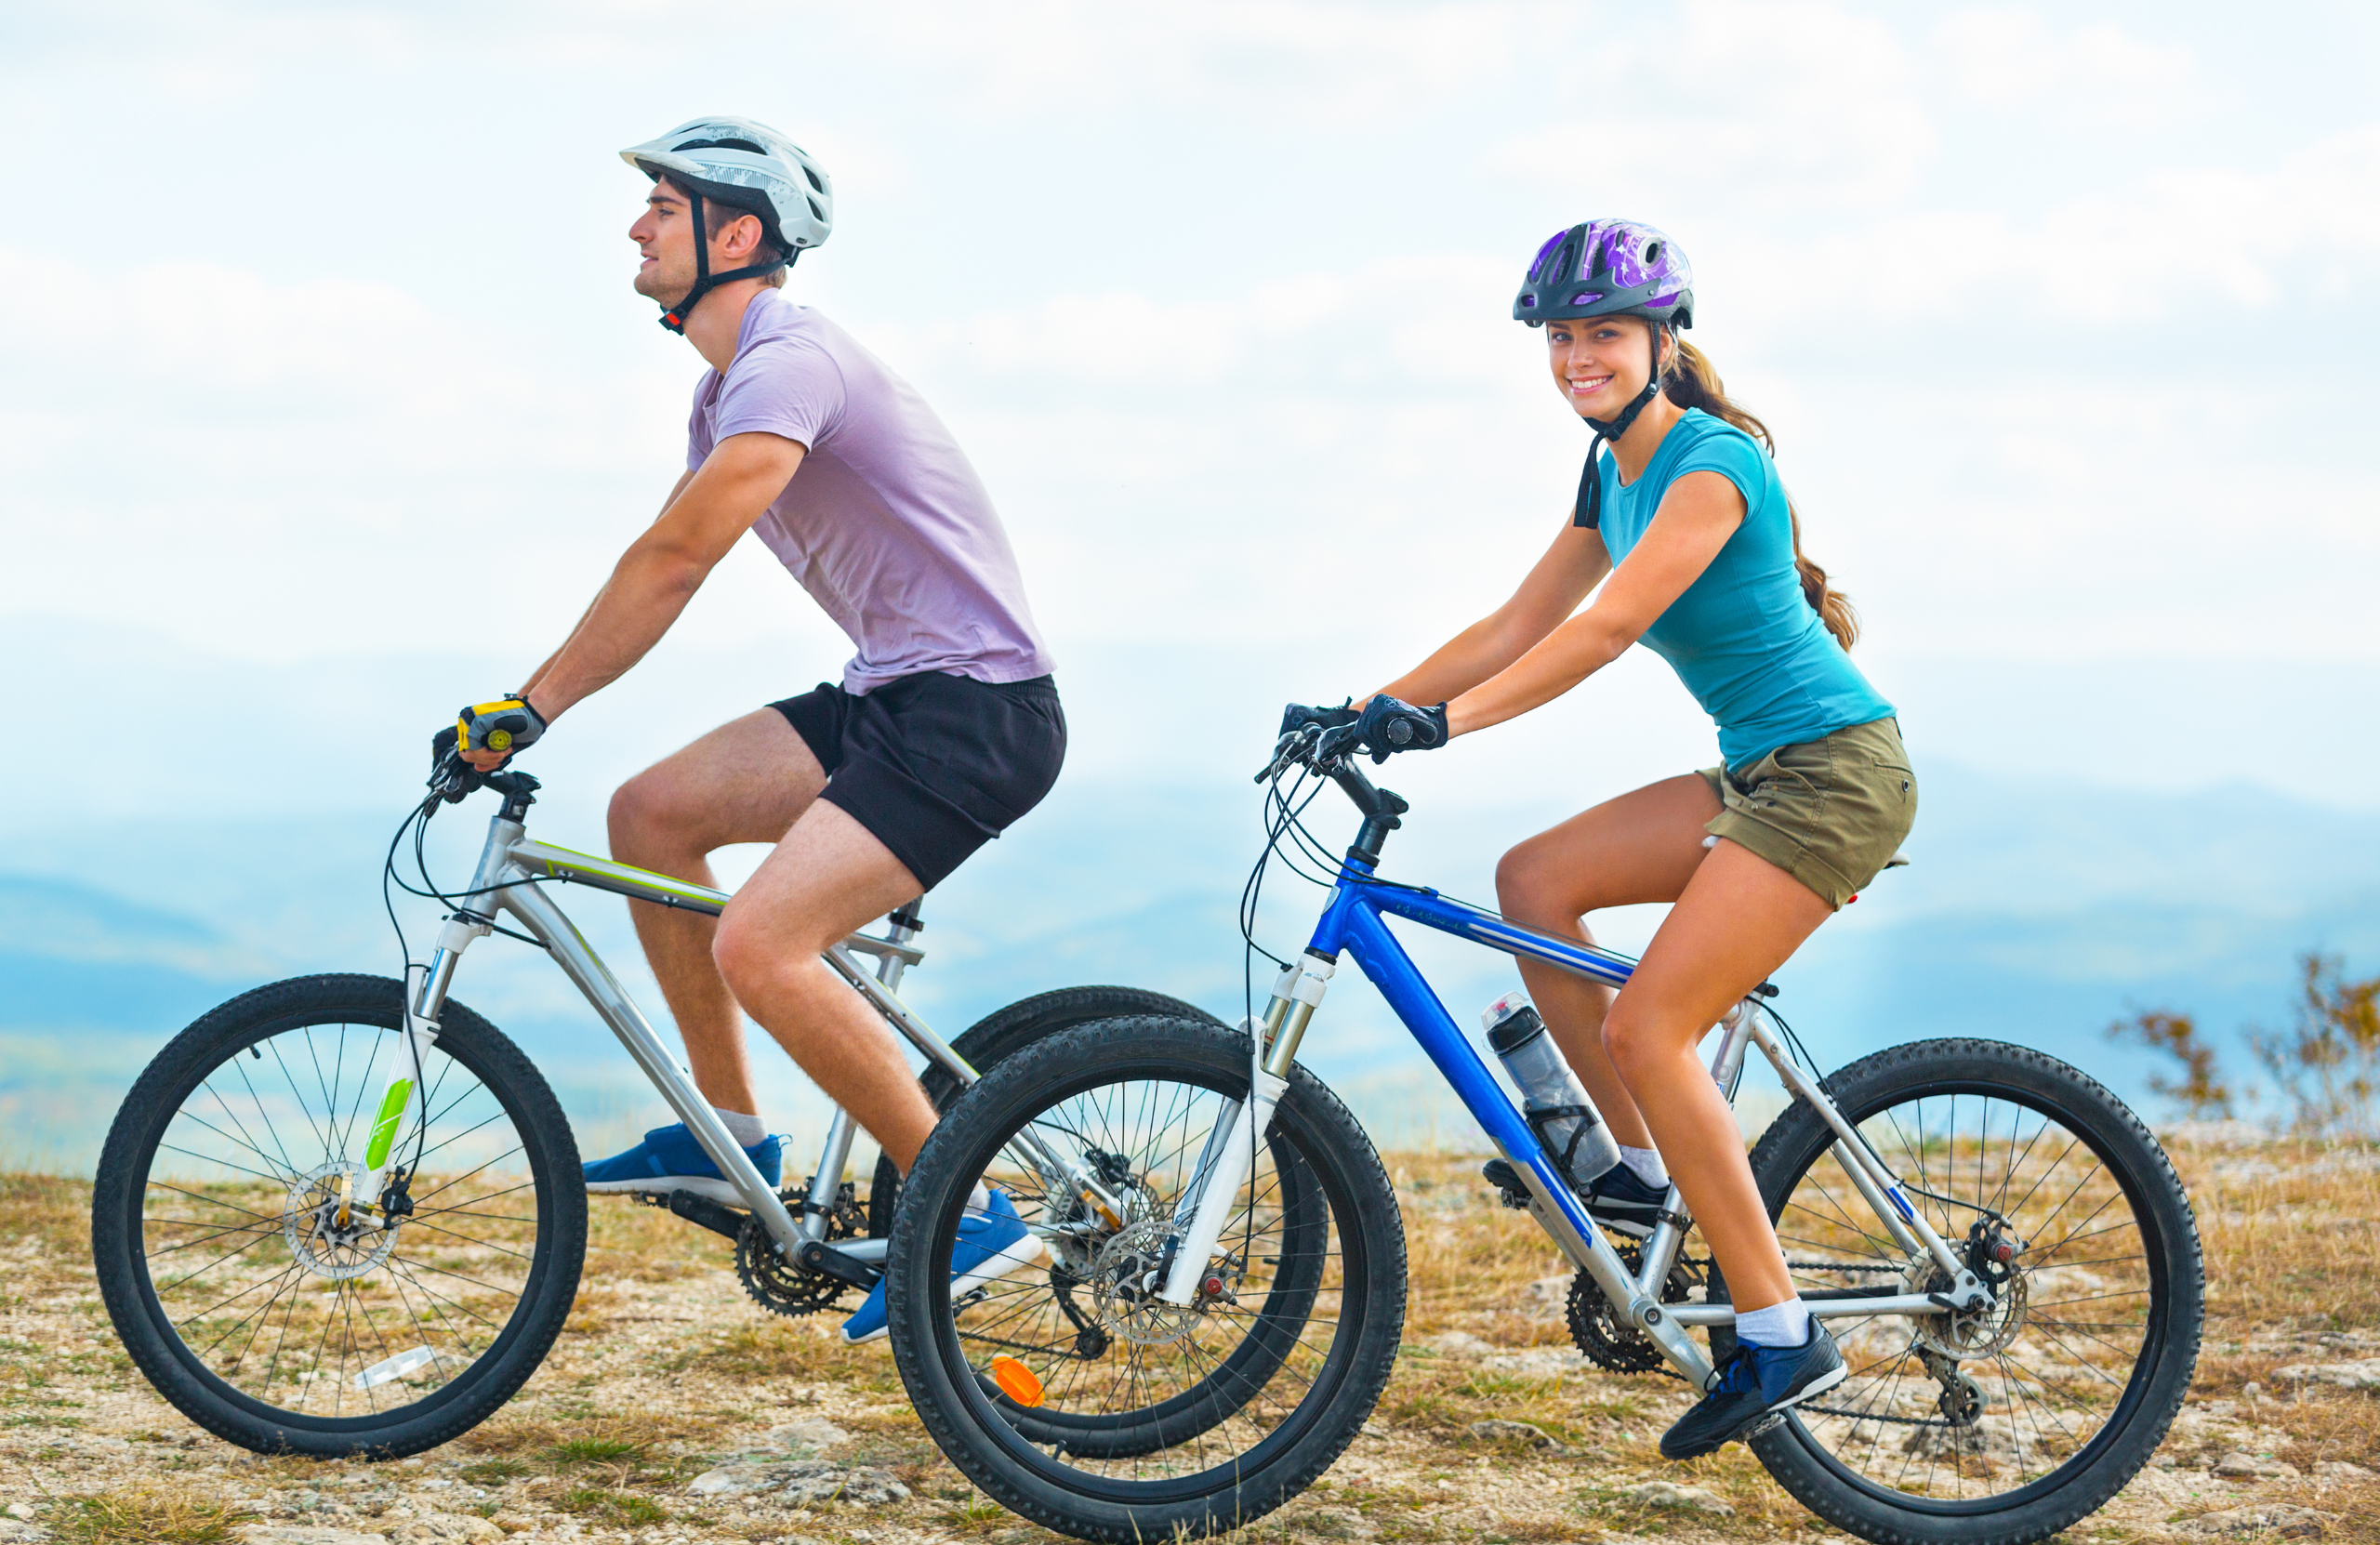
top-left (396, 809), bottom-right (983, 1258)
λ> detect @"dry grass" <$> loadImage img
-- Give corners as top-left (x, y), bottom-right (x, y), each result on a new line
top-left (6, 1136), bottom-right (2380, 1543)
top-left (43, 1486), bottom-right (252, 1544)
top-left (0, 1172), bottom-right (88, 1264)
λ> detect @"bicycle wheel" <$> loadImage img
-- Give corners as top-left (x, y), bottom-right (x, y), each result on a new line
top-left (866, 986), bottom-right (1224, 1237)
top-left (887, 1017), bottom-right (1404, 1542)
top-left (92, 974), bottom-right (586, 1458)
top-left (1730, 1038), bottom-right (2201, 1545)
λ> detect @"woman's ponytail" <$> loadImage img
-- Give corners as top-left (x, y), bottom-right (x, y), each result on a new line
top-left (1661, 337), bottom-right (1859, 651)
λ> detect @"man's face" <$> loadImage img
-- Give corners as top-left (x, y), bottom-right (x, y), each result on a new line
top-left (628, 178), bottom-right (697, 302)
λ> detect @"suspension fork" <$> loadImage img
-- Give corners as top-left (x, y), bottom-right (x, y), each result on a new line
top-left (356, 814), bottom-right (517, 1222)
top-left (1157, 951), bottom-right (1332, 1304)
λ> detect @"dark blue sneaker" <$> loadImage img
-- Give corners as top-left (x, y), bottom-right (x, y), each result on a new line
top-left (840, 1190), bottom-right (1041, 1344)
top-left (582, 1123), bottom-right (781, 1206)
top-left (1659, 1321), bottom-right (1845, 1460)
top-left (1482, 1157), bottom-right (1669, 1235)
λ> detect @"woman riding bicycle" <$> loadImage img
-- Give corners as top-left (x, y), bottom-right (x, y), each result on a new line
top-left (1333, 218), bottom-right (1916, 1460)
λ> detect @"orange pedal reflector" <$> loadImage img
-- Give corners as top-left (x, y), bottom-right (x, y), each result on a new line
top-left (989, 1355), bottom-right (1044, 1407)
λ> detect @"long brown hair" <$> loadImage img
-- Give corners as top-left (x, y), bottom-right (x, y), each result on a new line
top-left (1659, 334), bottom-right (1858, 650)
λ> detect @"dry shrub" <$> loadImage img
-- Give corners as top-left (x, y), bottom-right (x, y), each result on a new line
top-left (46, 1486), bottom-right (251, 1545)
top-left (0, 1173), bottom-right (89, 1258)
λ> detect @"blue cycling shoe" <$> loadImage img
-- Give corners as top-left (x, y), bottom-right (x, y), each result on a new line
top-left (840, 1190), bottom-right (1041, 1344)
top-left (582, 1123), bottom-right (782, 1206)
top-left (1659, 1320), bottom-right (1845, 1459)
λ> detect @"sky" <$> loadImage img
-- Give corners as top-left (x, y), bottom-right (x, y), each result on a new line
top-left (3, 1), bottom-right (2378, 1159)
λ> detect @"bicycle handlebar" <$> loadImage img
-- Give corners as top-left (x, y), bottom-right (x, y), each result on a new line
top-left (1254, 719), bottom-right (1410, 860)
top-left (428, 740), bottom-right (540, 813)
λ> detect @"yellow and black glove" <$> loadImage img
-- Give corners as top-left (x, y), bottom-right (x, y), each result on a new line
top-left (455, 695), bottom-right (547, 761)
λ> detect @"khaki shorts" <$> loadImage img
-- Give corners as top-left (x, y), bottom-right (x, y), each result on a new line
top-left (1698, 717), bottom-right (1917, 910)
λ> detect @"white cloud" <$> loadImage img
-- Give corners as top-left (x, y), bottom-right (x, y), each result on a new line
top-left (1936, 8), bottom-right (2202, 127)
top-left (1713, 120), bottom-right (2380, 324)
top-left (1487, 0), bottom-right (1935, 211)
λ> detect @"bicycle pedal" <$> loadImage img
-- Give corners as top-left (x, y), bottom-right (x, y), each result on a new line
top-left (1745, 1412), bottom-right (1785, 1439)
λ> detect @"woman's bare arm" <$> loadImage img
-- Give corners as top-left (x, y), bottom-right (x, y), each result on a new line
top-left (1370, 515), bottom-right (1613, 707)
top-left (1446, 469), bottom-right (1745, 736)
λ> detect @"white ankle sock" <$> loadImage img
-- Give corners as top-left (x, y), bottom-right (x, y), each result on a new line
top-left (713, 1107), bottom-right (769, 1147)
top-left (1618, 1145), bottom-right (1668, 1188)
top-left (1734, 1298), bottom-right (1810, 1348)
top-left (968, 1182), bottom-right (991, 1214)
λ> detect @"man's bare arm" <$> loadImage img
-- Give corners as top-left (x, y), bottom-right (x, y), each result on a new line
top-left (516, 468), bottom-right (700, 704)
top-left (463, 438), bottom-right (800, 772)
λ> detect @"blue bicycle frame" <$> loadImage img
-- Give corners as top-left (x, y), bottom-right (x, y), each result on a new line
top-left (1155, 747), bottom-right (1984, 1391)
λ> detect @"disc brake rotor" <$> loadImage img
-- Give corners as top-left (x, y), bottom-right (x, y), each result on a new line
top-left (1914, 1254), bottom-right (2029, 1359)
top-left (282, 1161), bottom-right (398, 1281)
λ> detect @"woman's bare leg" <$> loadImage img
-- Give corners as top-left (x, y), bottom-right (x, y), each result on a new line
top-left (1493, 774), bottom-right (1721, 1152)
top-left (1601, 839), bottom-right (1831, 1313)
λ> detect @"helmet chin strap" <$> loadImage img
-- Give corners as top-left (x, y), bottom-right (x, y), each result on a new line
top-left (1575, 324), bottom-right (1670, 529)
top-left (658, 188), bottom-right (790, 335)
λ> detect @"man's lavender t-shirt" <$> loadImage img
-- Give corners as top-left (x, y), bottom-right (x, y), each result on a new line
top-left (687, 291), bottom-right (1054, 695)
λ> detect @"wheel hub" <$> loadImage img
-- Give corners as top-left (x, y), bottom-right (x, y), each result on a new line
top-left (1090, 1220), bottom-right (1204, 1347)
top-left (282, 1161), bottom-right (398, 1280)
top-left (1913, 1252), bottom-right (2028, 1359)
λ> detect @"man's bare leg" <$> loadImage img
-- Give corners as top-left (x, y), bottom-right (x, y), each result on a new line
top-left (712, 800), bottom-right (941, 1173)
top-left (606, 709), bottom-right (826, 1117)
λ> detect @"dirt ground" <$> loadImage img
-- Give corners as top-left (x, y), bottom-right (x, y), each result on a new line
top-left (3, 1135), bottom-right (2375, 1545)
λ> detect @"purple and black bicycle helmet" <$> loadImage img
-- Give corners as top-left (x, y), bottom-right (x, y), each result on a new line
top-left (1514, 218), bottom-right (1697, 528)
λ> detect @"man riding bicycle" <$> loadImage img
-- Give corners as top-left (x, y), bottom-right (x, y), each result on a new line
top-left (447, 116), bottom-right (1061, 1340)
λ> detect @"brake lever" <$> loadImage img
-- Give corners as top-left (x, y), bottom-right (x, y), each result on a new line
top-left (1252, 725), bottom-right (1323, 784)
top-left (1316, 723), bottom-right (1363, 763)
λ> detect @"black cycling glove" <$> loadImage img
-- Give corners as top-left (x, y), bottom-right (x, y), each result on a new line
top-left (1341, 695), bottom-right (1449, 764)
top-left (1279, 700), bottom-right (1361, 737)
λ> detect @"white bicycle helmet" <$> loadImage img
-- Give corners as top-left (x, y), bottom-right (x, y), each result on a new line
top-left (620, 115), bottom-right (834, 333)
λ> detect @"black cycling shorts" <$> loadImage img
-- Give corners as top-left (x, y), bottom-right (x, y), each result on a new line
top-left (770, 672), bottom-right (1065, 891)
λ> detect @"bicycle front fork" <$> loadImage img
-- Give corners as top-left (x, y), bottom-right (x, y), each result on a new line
top-left (347, 910), bottom-right (485, 1228)
top-left (1157, 952), bottom-right (1333, 1304)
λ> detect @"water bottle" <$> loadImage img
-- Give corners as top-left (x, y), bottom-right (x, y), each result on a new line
top-left (1483, 991), bottom-right (1620, 1191)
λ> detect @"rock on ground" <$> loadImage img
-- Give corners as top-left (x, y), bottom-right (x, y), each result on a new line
top-left (1466, 1419), bottom-right (1572, 1453)
top-left (2272, 1359), bottom-right (2380, 1391)
top-left (1621, 1480), bottom-right (1734, 1514)
top-left (2175, 1503), bottom-right (2340, 1537)
top-left (240, 1527), bottom-right (396, 1545)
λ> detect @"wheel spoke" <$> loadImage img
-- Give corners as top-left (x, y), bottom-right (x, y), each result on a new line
top-left (121, 999), bottom-right (561, 1431)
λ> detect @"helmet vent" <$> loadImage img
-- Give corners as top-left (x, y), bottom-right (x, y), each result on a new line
top-left (807, 197), bottom-right (825, 220)
top-left (1645, 241), bottom-right (1662, 262)
top-left (679, 136), bottom-right (767, 155)
top-left (803, 165), bottom-right (826, 193)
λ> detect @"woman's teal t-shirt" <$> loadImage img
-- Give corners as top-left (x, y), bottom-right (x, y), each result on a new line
top-left (1588, 408), bottom-right (1893, 768)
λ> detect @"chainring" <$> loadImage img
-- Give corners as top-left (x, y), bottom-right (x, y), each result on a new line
top-left (734, 1182), bottom-right (866, 1319)
top-left (1565, 1244), bottom-right (1703, 1374)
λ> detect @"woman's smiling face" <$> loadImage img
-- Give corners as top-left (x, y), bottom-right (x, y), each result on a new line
top-left (1545, 314), bottom-right (1659, 419)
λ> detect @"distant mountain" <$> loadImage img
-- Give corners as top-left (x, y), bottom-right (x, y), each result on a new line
top-left (5, 758), bottom-right (2373, 1171)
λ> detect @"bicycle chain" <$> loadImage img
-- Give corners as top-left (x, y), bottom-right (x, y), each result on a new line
top-left (734, 1182), bottom-right (867, 1318)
